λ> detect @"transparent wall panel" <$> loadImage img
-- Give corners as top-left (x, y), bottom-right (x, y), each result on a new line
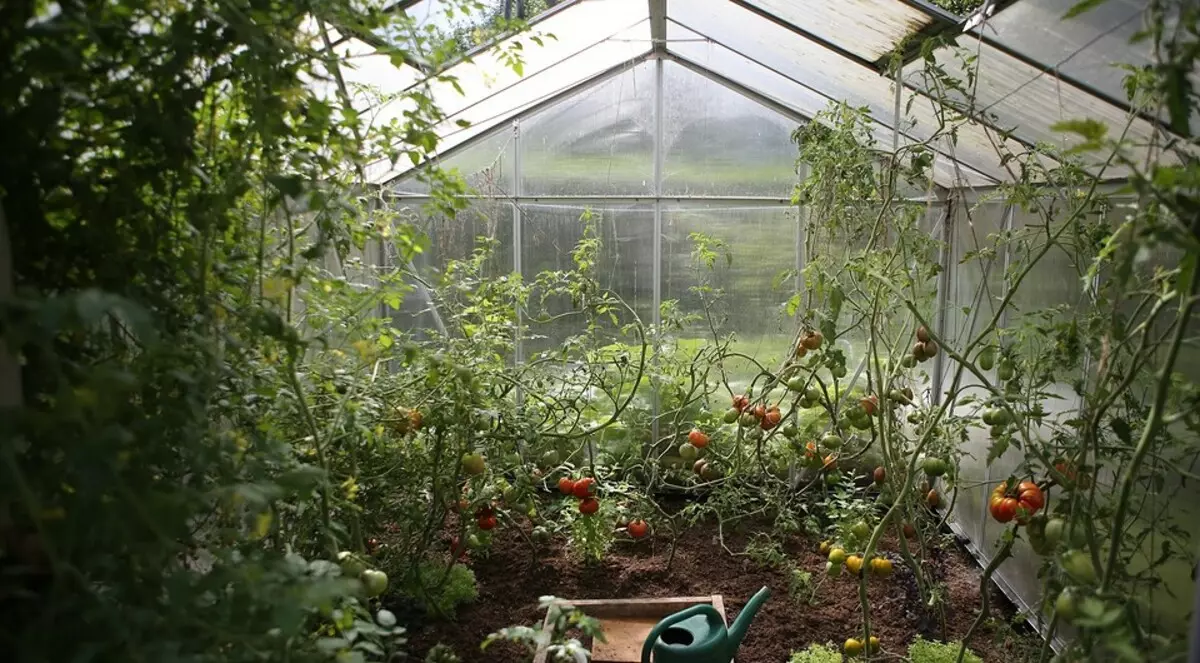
top-left (519, 61), bottom-right (656, 196)
top-left (661, 204), bottom-right (799, 387)
top-left (660, 61), bottom-right (801, 197)
top-left (944, 200), bottom-right (1007, 548)
top-left (388, 199), bottom-right (514, 336)
top-left (392, 127), bottom-right (514, 195)
top-left (521, 204), bottom-right (655, 357)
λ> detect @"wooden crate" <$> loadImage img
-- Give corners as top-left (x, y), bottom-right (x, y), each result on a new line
top-left (532, 595), bottom-right (726, 663)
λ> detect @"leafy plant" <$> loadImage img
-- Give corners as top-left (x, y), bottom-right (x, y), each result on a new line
top-left (787, 642), bottom-right (843, 663)
top-left (907, 637), bottom-right (983, 663)
top-left (484, 596), bottom-right (604, 662)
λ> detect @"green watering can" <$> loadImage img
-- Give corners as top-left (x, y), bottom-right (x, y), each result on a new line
top-left (640, 587), bottom-right (770, 663)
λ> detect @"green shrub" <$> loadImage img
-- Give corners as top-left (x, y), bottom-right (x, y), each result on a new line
top-left (907, 637), bottom-right (983, 663)
top-left (404, 562), bottom-right (479, 618)
top-left (787, 643), bottom-right (842, 663)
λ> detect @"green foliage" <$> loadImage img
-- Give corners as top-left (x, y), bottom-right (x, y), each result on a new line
top-left (403, 562), bottom-right (479, 619)
top-left (423, 643), bottom-right (461, 663)
top-left (907, 637), bottom-right (983, 663)
top-left (787, 643), bottom-right (843, 663)
top-left (484, 596), bottom-right (603, 661)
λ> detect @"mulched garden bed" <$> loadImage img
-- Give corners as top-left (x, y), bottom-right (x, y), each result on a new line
top-left (400, 517), bottom-right (1040, 662)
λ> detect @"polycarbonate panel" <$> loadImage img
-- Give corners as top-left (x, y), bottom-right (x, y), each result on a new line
top-left (661, 204), bottom-right (798, 384)
top-left (367, 7), bottom-right (652, 184)
top-left (392, 126), bottom-right (514, 195)
top-left (903, 37), bottom-right (1171, 178)
top-left (519, 61), bottom-right (656, 195)
top-left (944, 201), bottom-right (1006, 548)
top-left (521, 204), bottom-right (655, 355)
top-left (665, 22), bottom-right (995, 188)
top-left (743, 0), bottom-right (937, 61)
top-left (388, 199), bottom-right (514, 335)
top-left (975, 0), bottom-right (1197, 134)
top-left (669, 0), bottom-right (1042, 183)
top-left (660, 61), bottom-right (800, 196)
top-left (380, 0), bottom-right (495, 54)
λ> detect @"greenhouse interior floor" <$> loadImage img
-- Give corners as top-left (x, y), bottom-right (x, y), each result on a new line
top-left (401, 508), bottom-right (1040, 663)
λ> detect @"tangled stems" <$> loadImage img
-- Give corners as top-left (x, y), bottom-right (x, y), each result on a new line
top-left (1101, 259), bottom-right (1200, 592)
top-left (956, 532), bottom-right (1015, 663)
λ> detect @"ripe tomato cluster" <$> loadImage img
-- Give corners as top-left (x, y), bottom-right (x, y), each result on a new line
top-left (989, 479), bottom-right (1045, 524)
top-left (557, 476), bottom-right (599, 515)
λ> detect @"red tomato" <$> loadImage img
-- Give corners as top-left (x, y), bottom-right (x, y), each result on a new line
top-left (760, 406), bottom-right (782, 431)
top-left (557, 477), bottom-right (576, 495)
top-left (860, 395), bottom-right (878, 416)
top-left (688, 429), bottom-right (710, 448)
top-left (751, 404), bottom-right (766, 420)
top-left (477, 515), bottom-right (497, 530)
top-left (990, 496), bottom-right (1018, 523)
top-left (902, 523), bottom-right (916, 539)
top-left (732, 394), bottom-right (750, 412)
top-left (873, 466), bottom-right (886, 484)
top-left (1018, 480), bottom-right (1045, 512)
top-left (572, 477), bottom-right (596, 498)
top-left (802, 331), bottom-right (824, 350)
top-left (627, 520), bottom-right (649, 538)
top-left (578, 498), bottom-right (599, 515)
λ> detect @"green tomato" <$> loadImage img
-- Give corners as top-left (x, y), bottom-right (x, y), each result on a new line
top-left (781, 423), bottom-right (799, 439)
top-left (787, 376), bottom-right (806, 392)
top-left (830, 364), bottom-right (847, 379)
top-left (997, 360), bottom-right (1015, 381)
top-left (722, 408), bottom-right (740, 424)
top-left (1055, 588), bottom-right (1078, 622)
top-left (825, 560), bottom-right (843, 578)
top-left (462, 452), bottom-right (486, 476)
top-left (922, 457), bottom-right (946, 477)
top-left (901, 354), bottom-right (917, 368)
top-left (825, 470), bottom-right (841, 486)
top-left (851, 520), bottom-right (871, 540)
top-left (852, 416), bottom-right (872, 431)
top-left (805, 387), bottom-right (822, 403)
top-left (828, 548), bottom-right (847, 564)
top-left (337, 551), bottom-right (368, 577)
top-left (739, 413), bottom-right (758, 428)
top-left (821, 433), bottom-right (844, 450)
top-left (361, 569), bottom-right (389, 597)
top-left (502, 486), bottom-right (520, 505)
top-left (1043, 518), bottom-right (1065, 548)
top-left (978, 346), bottom-right (996, 371)
top-left (1061, 550), bottom-right (1098, 585)
top-left (989, 424), bottom-right (1007, 438)
top-left (540, 450), bottom-right (560, 467)
top-left (679, 443), bottom-right (699, 463)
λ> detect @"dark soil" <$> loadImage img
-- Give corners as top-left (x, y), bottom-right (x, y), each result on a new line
top-left (399, 515), bottom-right (1039, 663)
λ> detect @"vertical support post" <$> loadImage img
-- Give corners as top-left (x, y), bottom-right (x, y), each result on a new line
top-left (513, 119), bottom-right (524, 369)
top-left (931, 194), bottom-right (953, 405)
top-left (794, 163), bottom-right (807, 297)
top-left (0, 201), bottom-right (20, 409)
top-left (651, 56), bottom-right (665, 450)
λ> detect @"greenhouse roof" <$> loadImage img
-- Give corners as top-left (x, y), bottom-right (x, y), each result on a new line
top-left (334, 0), bottom-right (1192, 189)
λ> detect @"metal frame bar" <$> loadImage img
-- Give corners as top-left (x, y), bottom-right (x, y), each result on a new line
top-left (386, 193), bottom-right (944, 205)
top-left (665, 19), bottom-right (1002, 185)
top-left (513, 119), bottom-right (525, 367)
top-left (649, 0), bottom-right (667, 53)
top-left (378, 52), bottom-right (653, 186)
top-left (930, 193), bottom-right (952, 404)
top-left (651, 56), bottom-right (665, 451)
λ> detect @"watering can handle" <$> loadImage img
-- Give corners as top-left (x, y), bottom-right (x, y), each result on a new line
top-left (640, 604), bottom-right (723, 663)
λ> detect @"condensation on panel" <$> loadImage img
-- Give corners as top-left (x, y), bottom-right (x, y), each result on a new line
top-left (661, 204), bottom-right (799, 386)
top-left (392, 127), bottom-right (515, 196)
top-left (519, 61), bottom-right (657, 196)
top-left (660, 61), bottom-right (802, 197)
top-left (520, 204), bottom-right (655, 356)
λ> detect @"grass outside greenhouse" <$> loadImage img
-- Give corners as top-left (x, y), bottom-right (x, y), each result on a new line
top-left (2, 1), bottom-right (1199, 663)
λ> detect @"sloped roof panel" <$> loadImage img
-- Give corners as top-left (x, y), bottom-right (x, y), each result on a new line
top-left (670, 0), bottom-right (1047, 183)
top-left (665, 22), bottom-right (994, 188)
top-left (740, 0), bottom-right (940, 62)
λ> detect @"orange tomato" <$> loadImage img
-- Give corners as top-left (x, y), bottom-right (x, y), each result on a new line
top-left (688, 429), bottom-right (710, 448)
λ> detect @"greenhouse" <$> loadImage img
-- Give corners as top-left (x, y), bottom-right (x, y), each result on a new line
top-left (1, 0), bottom-right (1198, 662)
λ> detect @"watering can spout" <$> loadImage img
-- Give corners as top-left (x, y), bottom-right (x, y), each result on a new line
top-left (726, 586), bottom-right (770, 653)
